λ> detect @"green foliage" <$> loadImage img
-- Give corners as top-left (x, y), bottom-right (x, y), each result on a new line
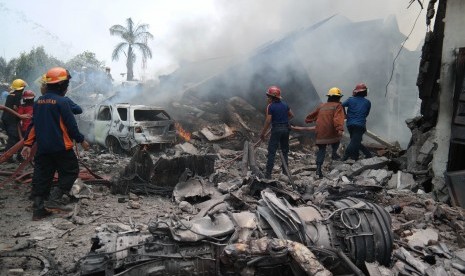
top-left (0, 47), bottom-right (105, 92)
top-left (0, 57), bottom-right (17, 84)
top-left (65, 51), bottom-right (105, 72)
top-left (14, 46), bottom-right (63, 90)
top-left (110, 17), bottom-right (153, 81)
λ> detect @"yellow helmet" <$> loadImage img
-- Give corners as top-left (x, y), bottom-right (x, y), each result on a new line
top-left (10, 79), bottom-right (27, 91)
top-left (327, 87), bottom-right (342, 97)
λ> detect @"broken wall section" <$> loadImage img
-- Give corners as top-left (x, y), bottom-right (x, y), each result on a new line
top-left (414, 0), bottom-right (465, 204)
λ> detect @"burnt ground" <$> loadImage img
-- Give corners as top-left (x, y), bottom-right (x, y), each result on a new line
top-left (0, 140), bottom-right (465, 275)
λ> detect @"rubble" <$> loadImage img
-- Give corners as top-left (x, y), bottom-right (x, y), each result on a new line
top-left (1, 100), bottom-right (465, 276)
top-left (387, 171), bottom-right (417, 190)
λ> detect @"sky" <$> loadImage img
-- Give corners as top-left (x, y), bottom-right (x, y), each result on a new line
top-left (0, 0), bottom-right (429, 82)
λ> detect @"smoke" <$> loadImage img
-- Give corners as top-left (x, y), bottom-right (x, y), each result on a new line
top-left (157, 0), bottom-right (424, 67)
top-left (127, 1), bottom-right (425, 148)
top-left (1, 0), bottom-right (425, 148)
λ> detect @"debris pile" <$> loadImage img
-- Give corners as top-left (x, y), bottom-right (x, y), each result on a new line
top-left (1, 113), bottom-right (464, 276)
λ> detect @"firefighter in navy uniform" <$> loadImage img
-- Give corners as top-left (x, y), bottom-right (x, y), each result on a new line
top-left (259, 86), bottom-right (294, 179)
top-left (21, 67), bottom-right (90, 220)
top-left (342, 83), bottom-right (373, 161)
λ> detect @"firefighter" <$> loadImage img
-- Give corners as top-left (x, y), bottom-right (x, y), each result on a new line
top-left (21, 67), bottom-right (90, 220)
top-left (1, 79), bottom-right (27, 162)
top-left (17, 90), bottom-right (35, 137)
top-left (305, 87), bottom-right (345, 178)
top-left (40, 75), bottom-right (82, 114)
top-left (342, 83), bottom-right (372, 161)
top-left (260, 86), bottom-right (294, 179)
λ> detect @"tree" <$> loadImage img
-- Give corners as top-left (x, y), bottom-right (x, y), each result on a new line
top-left (0, 57), bottom-right (18, 83)
top-left (109, 18), bottom-right (153, 81)
top-left (65, 51), bottom-right (111, 94)
top-left (65, 51), bottom-right (105, 72)
top-left (14, 46), bottom-right (63, 90)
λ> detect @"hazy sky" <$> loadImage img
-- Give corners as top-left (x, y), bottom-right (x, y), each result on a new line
top-left (0, 0), bottom-right (428, 82)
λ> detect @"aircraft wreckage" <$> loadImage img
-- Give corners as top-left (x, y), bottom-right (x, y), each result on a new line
top-left (79, 190), bottom-right (393, 276)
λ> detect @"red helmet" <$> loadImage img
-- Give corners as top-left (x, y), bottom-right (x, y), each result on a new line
top-left (44, 67), bottom-right (71, 84)
top-left (266, 86), bottom-right (282, 99)
top-left (22, 90), bottom-right (36, 100)
top-left (353, 83), bottom-right (368, 94)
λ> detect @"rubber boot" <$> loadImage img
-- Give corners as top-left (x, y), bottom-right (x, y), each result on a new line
top-left (316, 165), bottom-right (323, 179)
top-left (45, 188), bottom-right (73, 212)
top-left (32, 196), bottom-right (52, 221)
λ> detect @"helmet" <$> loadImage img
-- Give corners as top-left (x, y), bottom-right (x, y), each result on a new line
top-left (353, 83), bottom-right (368, 93)
top-left (44, 67), bottom-right (72, 84)
top-left (10, 79), bottom-right (27, 91)
top-left (266, 86), bottom-right (282, 99)
top-left (327, 87), bottom-right (342, 97)
top-left (22, 90), bottom-right (36, 100)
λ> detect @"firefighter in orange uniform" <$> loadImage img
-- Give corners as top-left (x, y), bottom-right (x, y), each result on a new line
top-left (305, 87), bottom-right (345, 178)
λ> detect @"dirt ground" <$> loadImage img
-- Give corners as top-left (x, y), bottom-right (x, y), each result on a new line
top-left (0, 150), bottom-right (177, 275)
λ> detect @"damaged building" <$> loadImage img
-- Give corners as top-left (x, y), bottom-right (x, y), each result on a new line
top-left (1, 1), bottom-right (465, 276)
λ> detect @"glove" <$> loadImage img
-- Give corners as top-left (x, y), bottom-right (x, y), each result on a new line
top-left (81, 140), bottom-right (91, 151)
top-left (21, 146), bottom-right (31, 160)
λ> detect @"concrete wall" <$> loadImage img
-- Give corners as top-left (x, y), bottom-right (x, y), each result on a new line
top-left (433, 0), bottom-right (465, 179)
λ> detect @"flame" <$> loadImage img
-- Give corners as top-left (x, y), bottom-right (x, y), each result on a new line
top-left (175, 122), bottom-right (191, 142)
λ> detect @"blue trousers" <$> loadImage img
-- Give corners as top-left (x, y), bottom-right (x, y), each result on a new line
top-left (344, 125), bottom-right (372, 160)
top-left (266, 125), bottom-right (289, 177)
top-left (316, 142), bottom-right (340, 165)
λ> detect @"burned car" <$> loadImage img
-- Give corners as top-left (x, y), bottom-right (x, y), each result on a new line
top-left (93, 104), bottom-right (176, 153)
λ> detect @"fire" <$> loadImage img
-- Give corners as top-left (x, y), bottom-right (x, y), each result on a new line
top-left (175, 122), bottom-right (191, 142)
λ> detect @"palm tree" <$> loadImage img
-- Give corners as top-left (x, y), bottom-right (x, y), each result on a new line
top-left (110, 18), bottom-right (153, 81)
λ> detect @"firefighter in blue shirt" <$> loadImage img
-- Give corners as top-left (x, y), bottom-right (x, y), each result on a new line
top-left (342, 82), bottom-right (373, 161)
top-left (260, 86), bottom-right (294, 179)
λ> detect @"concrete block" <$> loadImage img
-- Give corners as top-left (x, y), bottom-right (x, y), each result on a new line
top-left (406, 145), bottom-right (419, 171)
top-left (402, 206), bottom-right (426, 221)
top-left (334, 163), bottom-right (352, 172)
top-left (416, 153), bottom-right (432, 166)
top-left (354, 178), bottom-right (377, 186)
top-left (419, 139), bottom-right (436, 155)
top-left (175, 142), bottom-right (199, 155)
top-left (350, 157), bottom-right (389, 177)
top-left (387, 171), bottom-right (416, 190)
top-left (217, 182), bottom-right (238, 193)
top-left (416, 137), bottom-right (435, 166)
top-left (361, 169), bottom-right (393, 185)
top-left (406, 228), bottom-right (439, 248)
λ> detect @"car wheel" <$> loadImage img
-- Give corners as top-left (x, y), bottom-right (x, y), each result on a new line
top-left (106, 136), bottom-right (123, 154)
